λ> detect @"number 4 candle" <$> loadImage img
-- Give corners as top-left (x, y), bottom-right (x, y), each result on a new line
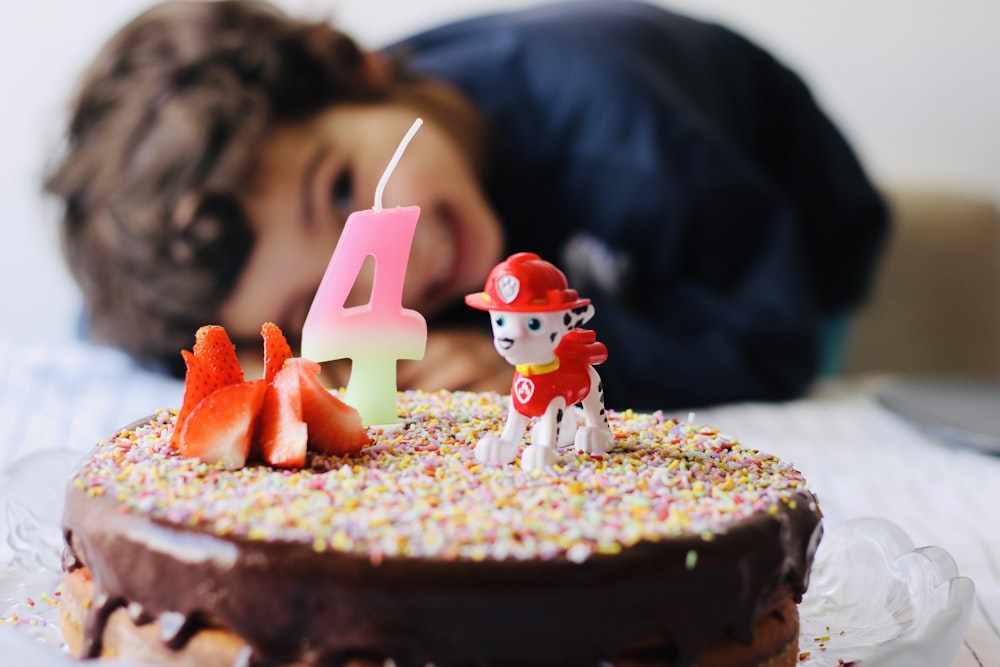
top-left (301, 119), bottom-right (427, 426)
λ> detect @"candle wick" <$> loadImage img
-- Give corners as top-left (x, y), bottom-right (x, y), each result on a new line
top-left (374, 118), bottom-right (423, 211)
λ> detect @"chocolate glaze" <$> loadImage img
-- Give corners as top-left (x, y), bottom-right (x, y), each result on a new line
top-left (63, 483), bottom-right (822, 667)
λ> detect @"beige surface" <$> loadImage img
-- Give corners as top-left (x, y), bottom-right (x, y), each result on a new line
top-left (843, 186), bottom-right (1000, 376)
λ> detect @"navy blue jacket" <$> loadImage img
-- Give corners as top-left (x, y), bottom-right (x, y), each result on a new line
top-left (389, 1), bottom-right (887, 410)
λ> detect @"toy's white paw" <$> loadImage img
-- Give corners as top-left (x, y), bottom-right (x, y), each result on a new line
top-left (558, 419), bottom-right (577, 448)
top-left (529, 420), bottom-right (557, 450)
top-left (574, 426), bottom-right (615, 455)
top-left (475, 437), bottom-right (521, 465)
top-left (520, 444), bottom-right (559, 471)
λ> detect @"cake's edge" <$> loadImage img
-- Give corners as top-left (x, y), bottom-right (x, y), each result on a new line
top-left (59, 567), bottom-right (804, 667)
top-left (62, 479), bottom-right (822, 666)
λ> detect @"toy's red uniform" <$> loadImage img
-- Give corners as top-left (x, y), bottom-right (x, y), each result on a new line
top-left (511, 330), bottom-right (607, 417)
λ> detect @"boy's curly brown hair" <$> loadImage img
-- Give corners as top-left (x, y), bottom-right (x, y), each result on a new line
top-left (45, 0), bottom-right (391, 376)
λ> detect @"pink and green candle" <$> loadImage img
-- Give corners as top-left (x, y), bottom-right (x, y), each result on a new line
top-left (301, 119), bottom-right (427, 426)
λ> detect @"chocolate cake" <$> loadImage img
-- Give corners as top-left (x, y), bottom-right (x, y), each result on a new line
top-left (60, 390), bottom-right (822, 667)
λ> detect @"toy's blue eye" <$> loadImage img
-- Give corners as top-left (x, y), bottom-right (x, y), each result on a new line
top-left (527, 318), bottom-right (542, 331)
top-left (494, 315), bottom-right (505, 327)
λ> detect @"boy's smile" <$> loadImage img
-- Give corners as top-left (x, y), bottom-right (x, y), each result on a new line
top-left (219, 101), bottom-right (504, 346)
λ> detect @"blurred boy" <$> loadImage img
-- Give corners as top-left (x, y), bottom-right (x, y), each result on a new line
top-left (46, 0), bottom-right (887, 409)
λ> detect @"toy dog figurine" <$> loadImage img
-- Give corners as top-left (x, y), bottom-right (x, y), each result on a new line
top-left (465, 252), bottom-right (615, 470)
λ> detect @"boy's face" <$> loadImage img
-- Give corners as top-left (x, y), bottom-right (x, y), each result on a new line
top-left (219, 103), bottom-right (504, 344)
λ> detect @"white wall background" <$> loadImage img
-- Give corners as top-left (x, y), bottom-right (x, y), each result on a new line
top-left (3, 0), bottom-right (998, 344)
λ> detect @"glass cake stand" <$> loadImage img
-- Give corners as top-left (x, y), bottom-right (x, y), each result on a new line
top-left (0, 450), bottom-right (975, 667)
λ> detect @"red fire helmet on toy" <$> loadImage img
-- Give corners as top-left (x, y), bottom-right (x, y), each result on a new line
top-left (465, 252), bottom-right (590, 313)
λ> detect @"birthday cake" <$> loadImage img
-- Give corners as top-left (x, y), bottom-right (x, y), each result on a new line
top-left (59, 330), bottom-right (822, 667)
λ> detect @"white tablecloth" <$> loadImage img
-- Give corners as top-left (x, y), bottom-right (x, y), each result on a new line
top-left (0, 338), bottom-right (997, 666)
top-left (697, 379), bottom-right (1000, 667)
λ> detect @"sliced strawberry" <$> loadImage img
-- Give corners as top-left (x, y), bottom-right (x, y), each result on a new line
top-left (261, 322), bottom-right (292, 383)
top-left (170, 350), bottom-right (222, 449)
top-left (170, 325), bottom-right (246, 449)
top-left (179, 380), bottom-right (266, 470)
top-left (193, 325), bottom-right (244, 386)
top-left (257, 363), bottom-right (308, 468)
top-left (286, 358), bottom-right (370, 455)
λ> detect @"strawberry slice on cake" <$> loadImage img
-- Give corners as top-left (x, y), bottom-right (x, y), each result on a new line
top-left (258, 362), bottom-right (309, 468)
top-left (180, 380), bottom-right (267, 470)
top-left (171, 325), bottom-right (247, 452)
top-left (288, 358), bottom-right (370, 456)
top-left (171, 322), bottom-right (369, 469)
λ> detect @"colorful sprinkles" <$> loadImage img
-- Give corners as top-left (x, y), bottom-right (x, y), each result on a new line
top-left (71, 391), bottom-right (813, 562)
top-left (0, 589), bottom-right (61, 629)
